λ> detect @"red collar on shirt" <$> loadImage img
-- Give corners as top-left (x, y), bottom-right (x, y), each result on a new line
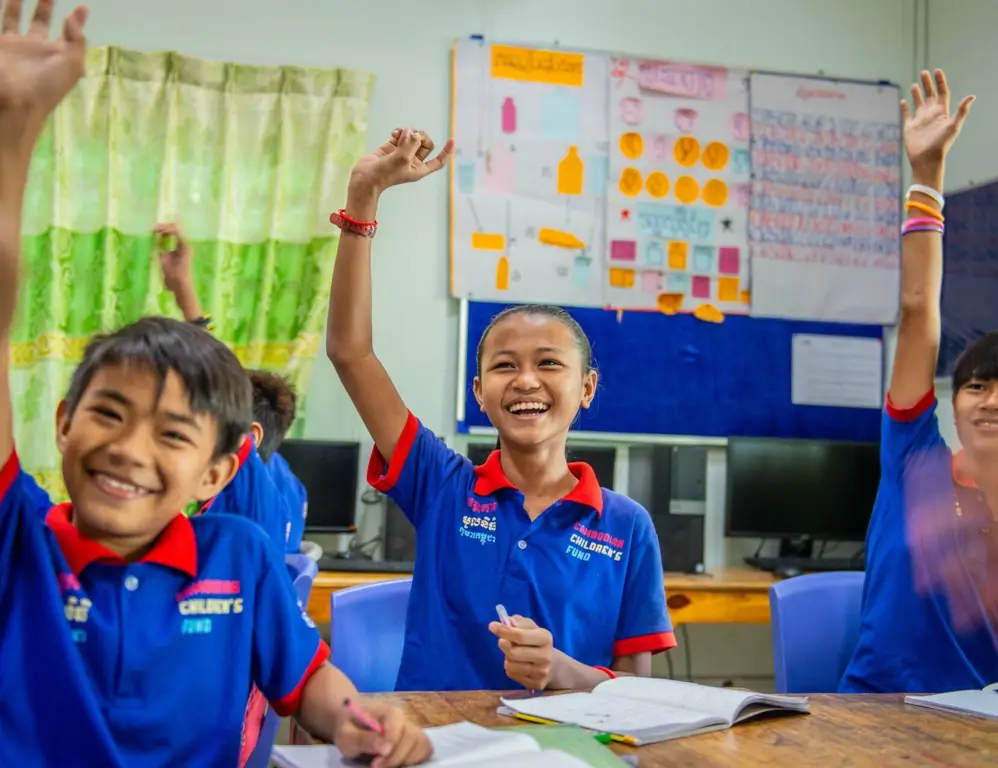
top-left (45, 502), bottom-right (198, 577)
top-left (952, 450), bottom-right (979, 489)
top-left (472, 450), bottom-right (604, 516)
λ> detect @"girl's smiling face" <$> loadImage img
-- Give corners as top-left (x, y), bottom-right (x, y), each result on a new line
top-left (473, 312), bottom-right (597, 451)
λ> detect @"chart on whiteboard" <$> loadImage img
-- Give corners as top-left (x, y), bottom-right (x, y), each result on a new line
top-left (748, 73), bottom-right (902, 324)
top-left (604, 58), bottom-right (752, 320)
top-left (451, 40), bottom-right (609, 307)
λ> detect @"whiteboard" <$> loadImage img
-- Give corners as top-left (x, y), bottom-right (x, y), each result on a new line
top-left (747, 73), bottom-right (902, 324)
top-left (451, 40), bottom-right (609, 307)
top-left (604, 58), bottom-right (751, 317)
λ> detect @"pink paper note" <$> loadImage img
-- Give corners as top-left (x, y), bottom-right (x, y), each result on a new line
top-left (691, 275), bottom-right (711, 299)
top-left (638, 61), bottom-right (727, 101)
top-left (486, 145), bottom-right (515, 195)
top-left (610, 240), bottom-right (637, 262)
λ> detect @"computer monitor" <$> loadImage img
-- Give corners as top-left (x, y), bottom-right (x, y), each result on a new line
top-left (277, 439), bottom-right (360, 533)
top-left (725, 437), bottom-right (880, 542)
top-left (465, 443), bottom-right (617, 489)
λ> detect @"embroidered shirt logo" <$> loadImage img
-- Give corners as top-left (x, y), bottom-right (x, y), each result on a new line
top-left (460, 498), bottom-right (498, 544)
top-left (176, 579), bottom-right (243, 635)
top-left (566, 522), bottom-right (626, 563)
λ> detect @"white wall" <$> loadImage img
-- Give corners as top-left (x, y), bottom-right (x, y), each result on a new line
top-left (84, 0), bottom-right (920, 685)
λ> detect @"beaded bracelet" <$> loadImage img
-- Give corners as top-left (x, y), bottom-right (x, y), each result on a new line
top-left (330, 209), bottom-right (378, 238)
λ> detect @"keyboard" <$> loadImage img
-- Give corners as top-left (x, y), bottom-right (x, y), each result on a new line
top-left (745, 556), bottom-right (865, 572)
top-left (318, 556), bottom-right (414, 574)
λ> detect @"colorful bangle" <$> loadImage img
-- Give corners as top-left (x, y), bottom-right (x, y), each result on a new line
top-left (902, 225), bottom-right (945, 235)
top-left (902, 216), bottom-right (945, 230)
top-left (904, 200), bottom-right (944, 221)
top-left (329, 209), bottom-right (378, 238)
top-left (593, 666), bottom-right (616, 679)
top-left (907, 183), bottom-right (945, 209)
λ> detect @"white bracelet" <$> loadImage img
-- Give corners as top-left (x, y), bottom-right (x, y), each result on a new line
top-left (907, 183), bottom-right (945, 209)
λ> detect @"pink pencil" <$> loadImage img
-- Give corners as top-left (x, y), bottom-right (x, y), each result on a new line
top-left (343, 698), bottom-right (384, 735)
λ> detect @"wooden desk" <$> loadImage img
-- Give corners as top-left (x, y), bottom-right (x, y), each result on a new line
top-left (306, 568), bottom-right (775, 627)
top-left (373, 691), bottom-right (998, 767)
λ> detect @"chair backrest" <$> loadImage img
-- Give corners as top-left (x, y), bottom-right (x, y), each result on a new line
top-left (330, 578), bottom-right (412, 693)
top-left (769, 571), bottom-right (865, 694)
top-left (243, 554), bottom-right (321, 768)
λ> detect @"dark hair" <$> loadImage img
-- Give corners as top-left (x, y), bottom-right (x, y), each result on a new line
top-left (475, 305), bottom-right (595, 450)
top-left (64, 317), bottom-right (252, 459)
top-left (247, 369), bottom-right (297, 462)
top-left (953, 331), bottom-right (998, 392)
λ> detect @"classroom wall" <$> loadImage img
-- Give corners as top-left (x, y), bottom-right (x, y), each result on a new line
top-left (84, 0), bottom-right (919, 686)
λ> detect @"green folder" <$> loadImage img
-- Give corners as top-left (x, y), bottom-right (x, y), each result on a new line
top-left (493, 725), bottom-right (630, 767)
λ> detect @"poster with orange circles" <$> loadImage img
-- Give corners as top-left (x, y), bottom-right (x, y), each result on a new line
top-left (605, 58), bottom-right (753, 316)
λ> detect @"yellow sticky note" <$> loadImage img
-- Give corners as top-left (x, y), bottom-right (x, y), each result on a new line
top-left (740, 290), bottom-right (751, 304)
top-left (657, 293), bottom-right (683, 315)
top-left (694, 304), bottom-right (725, 323)
top-left (471, 233), bottom-right (506, 251)
top-left (496, 256), bottom-right (509, 290)
top-left (717, 276), bottom-right (740, 302)
top-left (609, 268), bottom-right (636, 288)
top-left (668, 241), bottom-right (688, 270)
top-left (491, 45), bottom-right (584, 87)
top-left (538, 228), bottom-right (585, 249)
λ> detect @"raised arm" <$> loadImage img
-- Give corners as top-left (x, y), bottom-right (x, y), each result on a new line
top-left (890, 70), bottom-right (974, 408)
top-left (155, 222), bottom-right (205, 323)
top-left (326, 128), bottom-right (453, 459)
top-left (0, 0), bottom-right (89, 466)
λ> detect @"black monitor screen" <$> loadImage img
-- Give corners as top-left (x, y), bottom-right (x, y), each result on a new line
top-left (725, 438), bottom-right (880, 541)
top-left (466, 444), bottom-right (616, 489)
top-left (277, 440), bottom-right (360, 533)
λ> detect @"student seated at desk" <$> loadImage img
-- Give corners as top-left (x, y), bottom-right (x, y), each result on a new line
top-left (326, 127), bottom-right (675, 692)
top-left (0, 6), bottom-right (428, 765)
top-left (840, 69), bottom-right (998, 694)
top-left (155, 223), bottom-right (308, 554)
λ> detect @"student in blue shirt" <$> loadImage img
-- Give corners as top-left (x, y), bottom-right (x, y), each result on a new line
top-left (155, 223), bottom-right (308, 553)
top-left (0, 6), bottom-right (429, 765)
top-left (326, 128), bottom-right (675, 692)
top-left (840, 69), bottom-right (998, 694)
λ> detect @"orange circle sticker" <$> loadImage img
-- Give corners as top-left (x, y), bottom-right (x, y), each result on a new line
top-left (645, 171), bottom-right (669, 199)
top-left (619, 132), bottom-right (644, 160)
top-left (702, 179), bottom-right (729, 207)
top-left (618, 167), bottom-right (643, 197)
top-left (673, 136), bottom-right (700, 168)
top-left (701, 141), bottom-right (730, 171)
top-left (674, 175), bottom-right (700, 204)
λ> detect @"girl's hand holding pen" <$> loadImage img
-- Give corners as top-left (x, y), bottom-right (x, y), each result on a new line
top-left (335, 698), bottom-right (432, 768)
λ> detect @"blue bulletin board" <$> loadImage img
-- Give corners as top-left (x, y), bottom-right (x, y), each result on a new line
top-left (458, 301), bottom-right (883, 441)
top-left (937, 179), bottom-right (998, 378)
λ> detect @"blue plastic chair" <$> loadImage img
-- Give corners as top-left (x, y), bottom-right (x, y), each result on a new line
top-left (330, 578), bottom-right (412, 693)
top-left (244, 554), bottom-right (320, 768)
top-left (769, 571), bottom-right (865, 694)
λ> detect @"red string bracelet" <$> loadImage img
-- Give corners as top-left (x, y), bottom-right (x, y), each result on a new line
top-left (329, 209), bottom-right (378, 238)
top-left (593, 666), bottom-right (616, 679)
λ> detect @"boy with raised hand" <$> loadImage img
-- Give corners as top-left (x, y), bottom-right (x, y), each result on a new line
top-left (840, 70), bottom-right (998, 694)
top-left (0, 2), bottom-right (430, 765)
top-left (155, 221), bottom-right (308, 553)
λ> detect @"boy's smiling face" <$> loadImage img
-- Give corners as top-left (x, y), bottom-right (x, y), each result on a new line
top-left (56, 362), bottom-right (239, 555)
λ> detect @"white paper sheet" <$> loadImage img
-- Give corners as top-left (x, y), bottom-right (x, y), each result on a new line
top-left (791, 334), bottom-right (883, 409)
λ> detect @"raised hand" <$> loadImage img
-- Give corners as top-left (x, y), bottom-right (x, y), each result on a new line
top-left (0, 0), bottom-right (88, 146)
top-left (901, 69), bottom-right (974, 172)
top-left (349, 128), bottom-right (454, 196)
top-left (153, 222), bottom-right (193, 294)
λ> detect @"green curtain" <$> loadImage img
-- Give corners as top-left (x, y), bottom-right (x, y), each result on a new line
top-left (9, 46), bottom-right (374, 499)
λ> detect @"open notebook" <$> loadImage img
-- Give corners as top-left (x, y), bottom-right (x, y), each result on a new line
top-left (905, 683), bottom-right (998, 719)
top-left (499, 677), bottom-right (810, 745)
top-left (271, 722), bottom-right (626, 768)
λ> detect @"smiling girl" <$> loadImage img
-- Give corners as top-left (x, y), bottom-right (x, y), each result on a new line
top-left (326, 128), bottom-right (675, 692)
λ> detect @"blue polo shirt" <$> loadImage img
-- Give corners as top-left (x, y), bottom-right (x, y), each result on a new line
top-left (840, 390), bottom-right (998, 693)
top-left (0, 448), bottom-right (330, 767)
top-left (203, 435), bottom-right (296, 554)
top-left (268, 451), bottom-right (308, 554)
top-left (368, 412), bottom-right (676, 691)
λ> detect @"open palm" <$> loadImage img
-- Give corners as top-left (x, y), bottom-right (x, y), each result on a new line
top-left (902, 69), bottom-right (974, 169)
top-left (0, 0), bottom-right (88, 126)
